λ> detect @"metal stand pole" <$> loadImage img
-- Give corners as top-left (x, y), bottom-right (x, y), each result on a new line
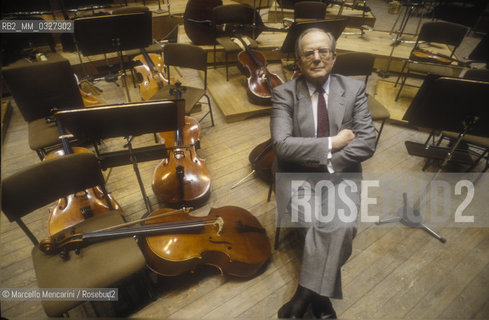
top-left (113, 38), bottom-right (131, 102)
top-left (376, 116), bottom-right (479, 243)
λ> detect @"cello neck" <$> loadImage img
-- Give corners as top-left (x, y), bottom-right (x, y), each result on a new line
top-left (40, 218), bottom-right (218, 256)
top-left (141, 48), bottom-right (156, 72)
top-left (55, 117), bottom-right (73, 155)
top-left (236, 36), bottom-right (263, 68)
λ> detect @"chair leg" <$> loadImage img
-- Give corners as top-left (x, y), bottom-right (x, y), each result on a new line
top-left (198, 94), bottom-right (215, 127)
top-left (225, 52), bottom-right (229, 81)
top-left (36, 149), bottom-right (45, 161)
top-left (394, 60), bottom-right (407, 87)
top-left (395, 71), bottom-right (408, 101)
top-left (374, 119), bottom-right (386, 148)
top-left (274, 225), bottom-right (281, 250)
top-left (267, 180), bottom-right (274, 202)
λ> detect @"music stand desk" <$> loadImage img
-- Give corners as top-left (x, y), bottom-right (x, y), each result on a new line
top-left (280, 19), bottom-right (347, 54)
top-left (55, 99), bottom-right (185, 212)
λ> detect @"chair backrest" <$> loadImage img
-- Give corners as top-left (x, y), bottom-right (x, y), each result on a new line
top-left (112, 5), bottom-right (150, 14)
top-left (2, 54), bottom-right (84, 122)
top-left (294, 1), bottom-right (327, 21)
top-left (164, 43), bottom-right (208, 88)
top-left (331, 52), bottom-right (375, 83)
top-left (212, 4), bottom-right (255, 27)
top-left (415, 22), bottom-right (468, 55)
top-left (2, 153), bottom-right (106, 227)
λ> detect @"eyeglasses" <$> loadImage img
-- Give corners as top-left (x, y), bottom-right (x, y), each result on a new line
top-left (302, 47), bottom-right (333, 61)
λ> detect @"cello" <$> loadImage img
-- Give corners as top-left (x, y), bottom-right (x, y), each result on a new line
top-left (45, 118), bottom-right (122, 236)
top-left (152, 82), bottom-right (211, 207)
top-left (235, 36), bottom-right (284, 105)
top-left (133, 48), bottom-right (171, 101)
top-left (40, 206), bottom-right (272, 278)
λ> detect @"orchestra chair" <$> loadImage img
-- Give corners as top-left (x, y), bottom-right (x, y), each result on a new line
top-left (394, 21), bottom-right (468, 101)
top-left (1, 54), bottom-right (84, 160)
top-left (294, 1), bottom-right (328, 21)
top-left (331, 52), bottom-right (390, 147)
top-left (1, 153), bottom-right (146, 317)
top-left (212, 4), bottom-right (258, 81)
top-left (152, 43), bottom-right (215, 126)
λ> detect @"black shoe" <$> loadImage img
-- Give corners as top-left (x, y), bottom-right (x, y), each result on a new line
top-left (278, 285), bottom-right (315, 318)
top-left (311, 295), bottom-right (337, 319)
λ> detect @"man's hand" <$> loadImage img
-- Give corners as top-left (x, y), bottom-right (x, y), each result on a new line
top-left (331, 129), bottom-right (355, 150)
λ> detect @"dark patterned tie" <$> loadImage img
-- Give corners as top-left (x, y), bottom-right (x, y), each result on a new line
top-left (316, 86), bottom-right (329, 137)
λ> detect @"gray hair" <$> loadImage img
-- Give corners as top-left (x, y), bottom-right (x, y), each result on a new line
top-left (294, 28), bottom-right (336, 59)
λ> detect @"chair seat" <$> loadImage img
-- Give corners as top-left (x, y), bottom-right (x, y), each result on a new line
top-left (442, 131), bottom-right (489, 147)
top-left (28, 118), bottom-right (61, 151)
top-left (216, 36), bottom-right (257, 53)
top-left (408, 61), bottom-right (461, 77)
top-left (150, 86), bottom-right (206, 115)
top-left (123, 43), bottom-right (163, 57)
top-left (367, 96), bottom-right (390, 121)
top-left (32, 211), bottom-right (146, 316)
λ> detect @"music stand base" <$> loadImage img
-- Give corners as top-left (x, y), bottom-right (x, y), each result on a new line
top-left (376, 193), bottom-right (446, 243)
top-left (105, 73), bottom-right (118, 82)
top-left (377, 70), bottom-right (391, 78)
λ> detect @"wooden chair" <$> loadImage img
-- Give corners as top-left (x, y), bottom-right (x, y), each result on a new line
top-left (394, 21), bottom-right (468, 101)
top-left (2, 54), bottom-right (84, 160)
top-left (1, 153), bottom-right (146, 317)
top-left (332, 52), bottom-right (390, 147)
top-left (151, 43), bottom-right (215, 126)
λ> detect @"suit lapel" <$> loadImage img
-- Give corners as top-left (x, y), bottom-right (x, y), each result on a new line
top-left (296, 78), bottom-right (315, 137)
top-left (328, 76), bottom-right (346, 135)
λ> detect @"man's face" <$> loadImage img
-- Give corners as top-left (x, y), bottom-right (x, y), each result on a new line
top-left (297, 31), bottom-right (336, 85)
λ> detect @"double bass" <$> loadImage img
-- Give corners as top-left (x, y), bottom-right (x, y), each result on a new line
top-left (40, 206), bottom-right (272, 278)
top-left (152, 82), bottom-right (211, 207)
top-left (235, 36), bottom-right (284, 105)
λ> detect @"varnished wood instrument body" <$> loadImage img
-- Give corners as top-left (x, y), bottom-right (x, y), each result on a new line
top-left (236, 37), bottom-right (284, 105)
top-left (152, 116), bottom-right (211, 207)
top-left (45, 147), bottom-right (122, 236)
top-left (133, 50), bottom-right (170, 101)
top-left (142, 206), bottom-right (271, 277)
top-left (248, 138), bottom-right (274, 184)
top-left (80, 89), bottom-right (102, 106)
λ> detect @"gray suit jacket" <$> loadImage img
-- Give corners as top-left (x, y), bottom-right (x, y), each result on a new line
top-left (270, 74), bottom-right (376, 173)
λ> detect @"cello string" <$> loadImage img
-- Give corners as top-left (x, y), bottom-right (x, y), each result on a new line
top-left (94, 208), bottom-right (191, 232)
top-left (85, 217), bottom-right (219, 240)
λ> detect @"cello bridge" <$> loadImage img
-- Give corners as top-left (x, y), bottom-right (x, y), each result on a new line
top-left (214, 217), bottom-right (224, 236)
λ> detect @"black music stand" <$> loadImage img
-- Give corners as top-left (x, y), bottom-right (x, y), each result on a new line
top-left (55, 99), bottom-right (185, 213)
top-left (377, 76), bottom-right (489, 242)
top-left (280, 19), bottom-right (347, 56)
top-left (74, 12), bottom-right (153, 102)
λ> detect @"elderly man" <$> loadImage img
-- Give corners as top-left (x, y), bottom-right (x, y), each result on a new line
top-left (271, 28), bottom-right (376, 318)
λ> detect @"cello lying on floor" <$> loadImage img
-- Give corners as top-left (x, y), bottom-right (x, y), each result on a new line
top-left (40, 206), bottom-right (272, 278)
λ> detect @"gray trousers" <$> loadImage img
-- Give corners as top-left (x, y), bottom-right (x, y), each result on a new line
top-left (280, 175), bottom-right (360, 299)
